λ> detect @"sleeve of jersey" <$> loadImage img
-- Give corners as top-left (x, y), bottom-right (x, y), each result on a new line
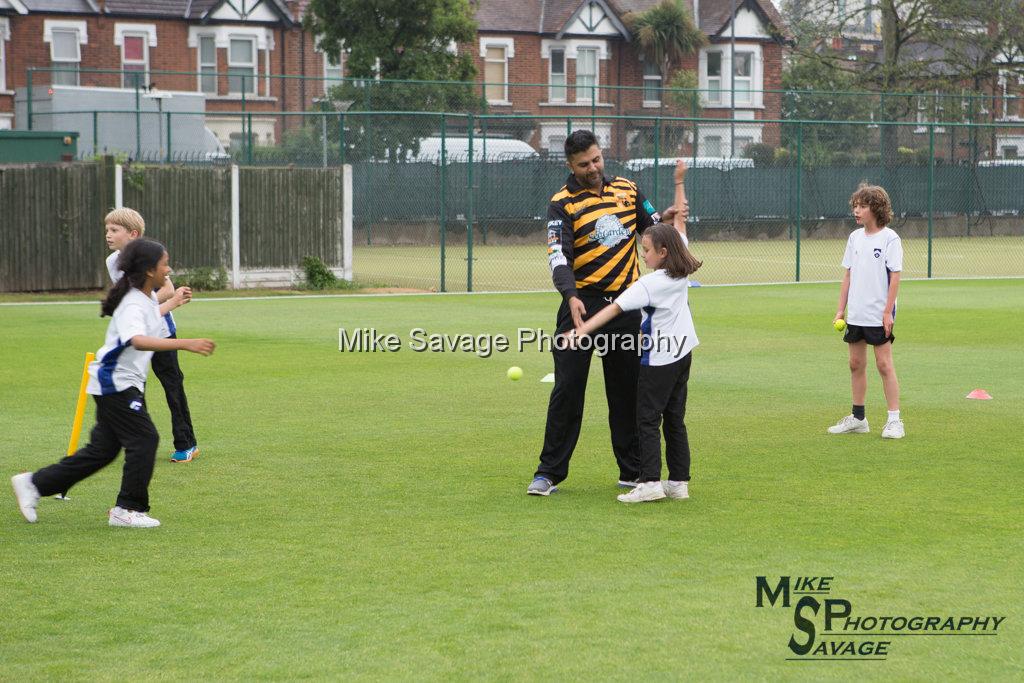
top-left (885, 237), bottom-right (904, 272)
top-left (841, 235), bottom-right (855, 269)
top-left (635, 187), bottom-right (659, 234)
top-left (106, 253), bottom-right (123, 284)
top-left (116, 301), bottom-right (151, 346)
top-left (614, 277), bottom-right (651, 312)
top-left (547, 202), bottom-right (578, 300)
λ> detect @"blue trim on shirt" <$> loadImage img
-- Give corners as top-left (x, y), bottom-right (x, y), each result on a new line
top-left (640, 306), bottom-right (655, 367)
top-left (98, 339), bottom-right (129, 396)
top-left (164, 312), bottom-right (176, 336)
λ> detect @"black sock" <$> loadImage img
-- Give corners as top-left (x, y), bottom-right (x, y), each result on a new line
top-left (852, 404), bottom-right (865, 420)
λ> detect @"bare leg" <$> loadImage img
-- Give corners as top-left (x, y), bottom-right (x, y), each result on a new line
top-left (873, 342), bottom-right (900, 410)
top-left (849, 341), bottom-right (868, 405)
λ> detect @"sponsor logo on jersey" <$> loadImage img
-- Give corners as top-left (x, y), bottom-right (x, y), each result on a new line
top-left (589, 214), bottom-right (630, 247)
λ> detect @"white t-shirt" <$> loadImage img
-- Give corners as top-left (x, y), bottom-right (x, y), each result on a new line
top-left (107, 250), bottom-right (175, 337)
top-left (615, 265), bottom-right (699, 367)
top-left (841, 227), bottom-right (903, 326)
top-left (86, 288), bottom-right (163, 395)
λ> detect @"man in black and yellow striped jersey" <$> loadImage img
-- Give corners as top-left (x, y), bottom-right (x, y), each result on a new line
top-left (528, 130), bottom-right (670, 496)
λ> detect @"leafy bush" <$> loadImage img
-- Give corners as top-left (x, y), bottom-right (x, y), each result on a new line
top-left (301, 256), bottom-right (356, 290)
top-left (174, 267), bottom-right (228, 291)
top-left (744, 143), bottom-right (776, 167)
top-left (773, 147), bottom-right (794, 166)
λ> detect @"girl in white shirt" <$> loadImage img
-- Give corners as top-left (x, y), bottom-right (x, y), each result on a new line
top-left (12, 239), bottom-right (215, 528)
top-left (568, 212), bottom-right (703, 503)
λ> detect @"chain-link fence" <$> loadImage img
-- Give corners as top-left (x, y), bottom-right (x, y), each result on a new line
top-left (13, 68), bottom-right (1024, 291)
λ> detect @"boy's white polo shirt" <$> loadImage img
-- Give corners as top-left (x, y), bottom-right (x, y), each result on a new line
top-left (87, 288), bottom-right (163, 396)
top-left (842, 227), bottom-right (903, 326)
top-left (106, 250), bottom-right (175, 337)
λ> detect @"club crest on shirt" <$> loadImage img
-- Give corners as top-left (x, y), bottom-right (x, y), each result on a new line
top-left (589, 214), bottom-right (630, 247)
top-left (614, 192), bottom-right (634, 209)
top-left (873, 248), bottom-right (882, 258)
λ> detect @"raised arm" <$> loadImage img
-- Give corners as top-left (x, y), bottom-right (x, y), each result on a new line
top-left (674, 159), bottom-right (688, 239)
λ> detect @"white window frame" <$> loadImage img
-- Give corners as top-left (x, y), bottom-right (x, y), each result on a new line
top-left (642, 59), bottom-right (661, 107)
top-left (44, 20), bottom-right (87, 87)
top-left (119, 33), bottom-right (150, 89)
top-left (0, 18), bottom-right (9, 92)
top-left (549, 47), bottom-right (567, 102)
top-left (733, 50), bottom-right (754, 106)
top-left (704, 51), bottom-right (722, 105)
top-left (480, 38), bottom-right (514, 105)
top-left (187, 26), bottom-right (274, 99)
top-left (699, 45), bottom-right (763, 109)
top-left (323, 51), bottom-right (343, 85)
top-left (575, 47), bottom-right (599, 102)
top-left (197, 34), bottom-right (217, 94)
top-left (227, 36), bottom-right (257, 95)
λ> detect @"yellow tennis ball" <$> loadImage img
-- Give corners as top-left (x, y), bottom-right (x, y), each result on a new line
top-left (507, 366), bottom-right (523, 381)
top-left (834, 319), bottom-right (847, 332)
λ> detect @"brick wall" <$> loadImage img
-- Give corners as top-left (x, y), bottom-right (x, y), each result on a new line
top-left (1, 11), bottom-right (326, 137)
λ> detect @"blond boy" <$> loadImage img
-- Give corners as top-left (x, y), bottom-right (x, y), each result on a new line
top-left (105, 208), bottom-right (201, 462)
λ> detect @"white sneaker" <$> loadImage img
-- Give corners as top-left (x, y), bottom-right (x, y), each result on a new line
top-left (617, 481), bottom-right (667, 504)
top-left (663, 480), bottom-right (689, 500)
top-left (11, 472), bottom-right (40, 523)
top-left (108, 506), bottom-right (161, 528)
top-left (881, 419), bottom-right (905, 439)
top-left (827, 415), bottom-right (869, 434)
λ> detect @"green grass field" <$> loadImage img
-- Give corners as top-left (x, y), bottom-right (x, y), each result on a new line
top-left (1, 280), bottom-right (1022, 679)
top-left (352, 235), bottom-right (1024, 291)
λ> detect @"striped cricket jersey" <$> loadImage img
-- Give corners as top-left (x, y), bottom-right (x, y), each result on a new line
top-left (547, 174), bottom-right (659, 299)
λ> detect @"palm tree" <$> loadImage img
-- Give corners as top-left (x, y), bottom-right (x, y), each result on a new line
top-left (624, 0), bottom-right (707, 84)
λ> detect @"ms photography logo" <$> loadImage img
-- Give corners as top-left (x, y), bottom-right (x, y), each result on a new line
top-left (755, 576), bottom-right (1006, 662)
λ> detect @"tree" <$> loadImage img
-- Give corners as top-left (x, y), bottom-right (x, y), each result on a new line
top-left (783, 0), bottom-right (1024, 95)
top-left (305, 0), bottom-right (483, 161)
top-left (624, 0), bottom-right (707, 85)
top-left (782, 0), bottom-right (1024, 162)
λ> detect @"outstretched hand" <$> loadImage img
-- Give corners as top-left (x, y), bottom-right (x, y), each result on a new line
top-left (568, 296), bottom-right (587, 330)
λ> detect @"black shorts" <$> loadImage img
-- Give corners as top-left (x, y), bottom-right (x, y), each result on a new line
top-left (844, 324), bottom-right (894, 346)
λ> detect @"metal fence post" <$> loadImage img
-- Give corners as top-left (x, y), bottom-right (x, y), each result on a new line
top-left (467, 114), bottom-right (474, 292)
top-left (440, 113), bottom-right (447, 293)
top-left (27, 69), bottom-right (33, 130)
top-left (321, 113), bottom-right (328, 168)
top-left (166, 111), bottom-right (172, 162)
top-left (928, 123), bottom-right (935, 278)
top-left (653, 118), bottom-right (661, 211)
top-left (135, 81), bottom-right (141, 159)
top-left (339, 113), bottom-right (346, 166)
top-left (92, 110), bottom-right (98, 156)
top-left (795, 122), bottom-right (803, 282)
top-left (247, 112), bottom-right (254, 165)
top-left (481, 116), bottom-right (488, 245)
top-left (591, 84), bottom-right (596, 131)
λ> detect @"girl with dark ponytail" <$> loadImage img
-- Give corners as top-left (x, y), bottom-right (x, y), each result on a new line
top-left (101, 237), bottom-right (166, 317)
top-left (11, 239), bottom-right (216, 528)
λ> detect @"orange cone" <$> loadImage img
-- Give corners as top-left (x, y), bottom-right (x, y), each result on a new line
top-left (966, 389), bottom-right (993, 400)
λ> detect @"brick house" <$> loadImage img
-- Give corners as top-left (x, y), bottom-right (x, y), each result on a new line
top-left (0, 0), bottom-right (339, 149)
top-left (0, 0), bottom-right (790, 158)
top-left (469, 0), bottom-right (790, 156)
